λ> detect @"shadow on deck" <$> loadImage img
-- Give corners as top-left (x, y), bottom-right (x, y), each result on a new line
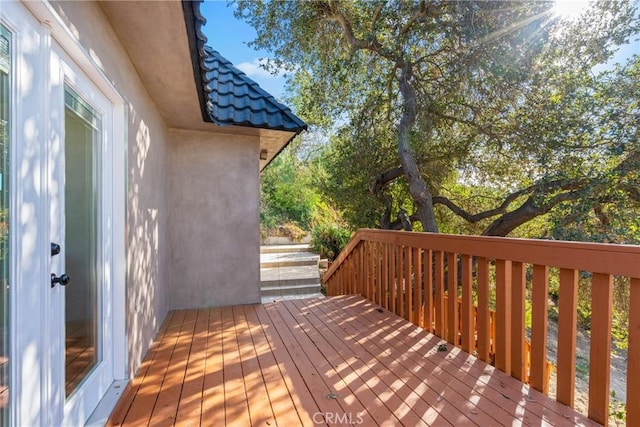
top-left (107, 296), bottom-right (596, 426)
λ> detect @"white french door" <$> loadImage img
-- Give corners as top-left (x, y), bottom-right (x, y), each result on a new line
top-left (49, 44), bottom-right (116, 426)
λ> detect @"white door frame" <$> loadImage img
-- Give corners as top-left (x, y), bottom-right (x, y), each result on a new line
top-left (0, 1), bottom-right (127, 425)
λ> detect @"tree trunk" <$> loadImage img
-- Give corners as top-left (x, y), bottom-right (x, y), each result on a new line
top-left (397, 69), bottom-right (439, 232)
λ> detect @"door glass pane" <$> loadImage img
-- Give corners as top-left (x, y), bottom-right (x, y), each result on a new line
top-left (64, 87), bottom-right (101, 397)
top-left (0, 24), bottom-right (10, 424)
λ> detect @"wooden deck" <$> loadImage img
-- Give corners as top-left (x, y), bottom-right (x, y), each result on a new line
top-left (108, 296), bottom-right (597, 426)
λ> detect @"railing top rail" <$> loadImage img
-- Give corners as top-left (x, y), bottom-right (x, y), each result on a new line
top-left (323, 229), bottom-right (640, 282)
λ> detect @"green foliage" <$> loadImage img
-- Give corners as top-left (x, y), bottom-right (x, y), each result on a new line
top-left (310, 223), bottom-right (351, 262)
top-left (610, 390), bottom-right (626, 423)
top-left (260, 142), bottom-right (321, 231)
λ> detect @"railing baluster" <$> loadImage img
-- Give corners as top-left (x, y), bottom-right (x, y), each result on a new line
top-left (367, 242), bottom-right (376, 300)
top-left (423, 249), bottom-right (433, 333)
top-left (369, 241), bottom-right (376, 300)
top-left (405, 246), bottom-right (413, 322)
top-left (359, 242), bottom-right (365, 296)
top-left (367, 243), bottom-right (372, 299)
top-left (495, 259), bottom-right (512, 374)
top-left (460, 255), bottom-right (473, 353)
top-left (531, 264), bottom-right (549, 393)
top-left (511, 262), bottom-right (526, 381)
top-left (413, 247), bottom-right (422, 327)
top-left (353, 250), bottom-right (358, 294)
top-left (345, 253), bottom-right (350, 293)
top-left (349, 254), bottom-right (358, 294)
top-left (556, 268), bottom-right (578, 408)
top-left (376, 243), bottom-right (384, 305)
top-left (358, 243), bottom-right (364, 295)
top-left (628, 277), bottom-right (640, 426)
top-left (363, 242), bottom-right (368, 297)
top-left (390, 244), bottom-right (396, 314)
top-left (434, 251), bottom-right (445, 338)
top-left (371, 243), bottom-right (376, 301)
top-left (476, 257), bottom-right (490, 363)
top-left (588, 273), bottom-right (613, 425)
top-left (397, 245), bottom-right (404, 318)
top-left (447, 252), bottom-right (459, 345)
top-left (382, 243), bottom-right (389, 310)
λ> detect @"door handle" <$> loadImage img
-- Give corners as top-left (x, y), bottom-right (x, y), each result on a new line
top-left (51, 242), bottom-right (61, 256)
top-left (51, 273), bottom-right (70, 288)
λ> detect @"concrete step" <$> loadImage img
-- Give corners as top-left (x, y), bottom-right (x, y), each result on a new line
top-left (261, 292), bottom-right (325, 303)
top-left (260, 252), bottom-right (319, 268)
top-left (260, 283), bottom-right (322, 298)
top-left (260, 265), bottom-right (319, 282)
top-left (260, 244), bottom-right (313, 254)
top-left (259, 243), bottom-right (323, 301)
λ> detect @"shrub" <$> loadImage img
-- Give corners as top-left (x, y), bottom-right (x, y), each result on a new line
top-left (279, 223), bottom-right (307, 242)
top-left (310, 224), bottom-right (351, 261)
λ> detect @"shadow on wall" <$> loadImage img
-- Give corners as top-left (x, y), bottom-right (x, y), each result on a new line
top-left (126, 105), bottom-right (164, 376)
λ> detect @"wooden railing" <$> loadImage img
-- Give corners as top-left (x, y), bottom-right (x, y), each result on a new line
top-left (323, 229), bottom-right (640, 425)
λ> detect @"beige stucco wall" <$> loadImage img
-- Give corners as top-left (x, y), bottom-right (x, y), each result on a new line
top-left (51, 1), bottom-right (170, 377)
top-left (167, 129), bottom-right (261, 308)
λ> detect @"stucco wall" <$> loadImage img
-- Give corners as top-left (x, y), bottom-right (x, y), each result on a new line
top-left (167, 129), bottom-right (261, 308)
top-left (51, 1), bottom-right (170, 377)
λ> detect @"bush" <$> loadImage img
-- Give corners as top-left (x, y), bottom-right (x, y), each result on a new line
top-left (310, 224), bottom-right (351, 261)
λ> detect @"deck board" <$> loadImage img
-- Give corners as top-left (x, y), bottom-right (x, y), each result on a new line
top-left (108, 296), bottom-right (598, 427)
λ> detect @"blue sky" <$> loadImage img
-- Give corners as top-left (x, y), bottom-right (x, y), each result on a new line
top-left (200, 1), bottom-right (287, 100)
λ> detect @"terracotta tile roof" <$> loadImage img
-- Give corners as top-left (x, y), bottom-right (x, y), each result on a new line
top-left (182, 1), bottom-right (306, 133)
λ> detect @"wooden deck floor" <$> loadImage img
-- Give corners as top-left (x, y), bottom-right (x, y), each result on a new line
top-left (108, 296), bottom-right (597, 426)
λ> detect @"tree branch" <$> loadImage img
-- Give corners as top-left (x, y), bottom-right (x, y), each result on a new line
top-left (482, 187), bottom-right (585, 236)
top-left (433, 178), bottom-right (586, 224)
top-left (369, 166), bottom-right (404, 195)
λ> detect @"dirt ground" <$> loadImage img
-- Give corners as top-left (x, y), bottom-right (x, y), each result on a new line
top-left (544, 318), bottom-right (628, 426)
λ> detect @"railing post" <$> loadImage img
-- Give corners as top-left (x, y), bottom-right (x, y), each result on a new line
top-left (495, 259), bottom-right (512, 374)
top-left (476, 257), bottom-right (490, 363)
top-left (510, 262), bottom-right (526, 381)
top-left (588, 273), bottom-right (613, 425)
top-left (447, 252), bottom-right (459, 345)
top-left (556, 268), bottom-right (578, 408)
top-left (530, 265), bottom-right (549, 393)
